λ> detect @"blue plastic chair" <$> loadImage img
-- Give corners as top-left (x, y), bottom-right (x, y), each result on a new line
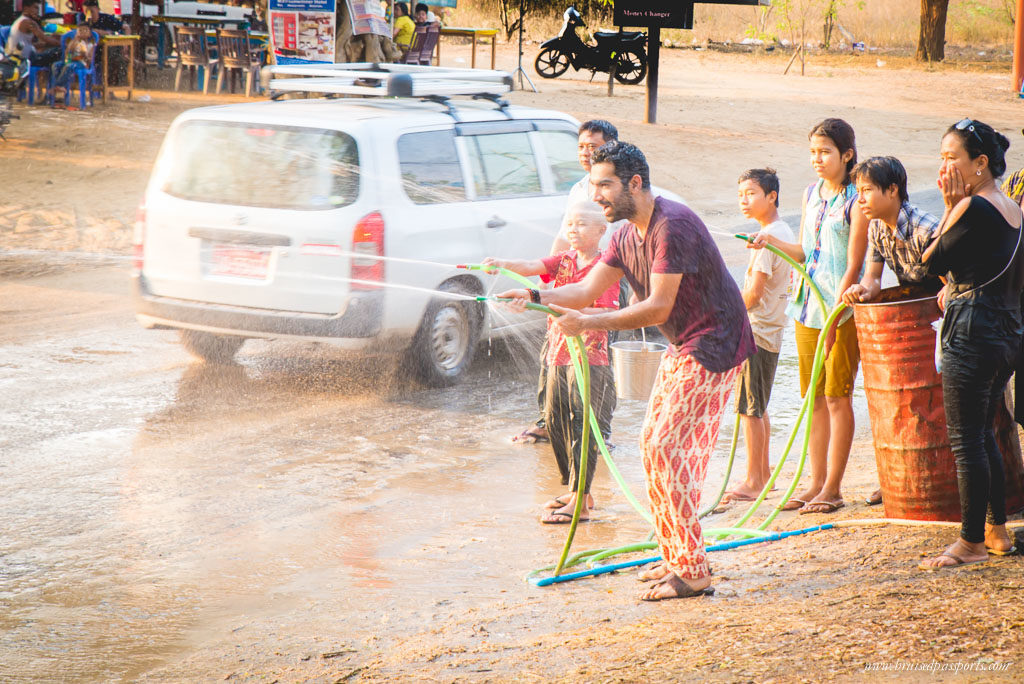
top-left (20, 58), bottom-right (52, 104)
top-left (48, 30), bottom-right (100, 109)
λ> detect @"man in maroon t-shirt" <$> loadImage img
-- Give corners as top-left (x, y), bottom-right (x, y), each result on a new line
top-left (500, 142), bottom-right (755, 601)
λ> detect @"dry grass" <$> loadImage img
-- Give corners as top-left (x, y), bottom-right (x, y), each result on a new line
top-left (450, 0), bottom-right (1016, 52)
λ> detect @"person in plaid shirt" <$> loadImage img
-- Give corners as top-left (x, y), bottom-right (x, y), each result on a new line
top-left (842, 156), bottom-right (941, 507)
top-left (842, 156), bottom-right (942, 305)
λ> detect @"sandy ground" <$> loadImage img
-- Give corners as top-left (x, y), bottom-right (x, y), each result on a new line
top-left (3, 42), bottom-right (1024, 681)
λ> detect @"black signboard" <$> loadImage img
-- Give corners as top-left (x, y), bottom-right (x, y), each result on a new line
top-left (614, 0), bottom-right (694, 30)
top-left (615, 0), bottom-right (766, 30)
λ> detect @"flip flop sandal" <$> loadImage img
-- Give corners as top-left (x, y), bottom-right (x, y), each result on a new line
top-left (543, 496), bottom-right (570, 510)
top-left (918, 552), bottom-right (989, 571)
top-left (544, 496), bottom-right (598, 510)
top-left (779, 498), bottom-right (807, 512)
top-left (865, 489), bottom-right (883, 506)
top-left (798, 501), bottom-right (845, 515)
top-left (540, 511), bottom-right (589, 525)
top-left (987, 545), bottom-right (1018, 556)
top-left (640, 576), bottom-right (716, 601)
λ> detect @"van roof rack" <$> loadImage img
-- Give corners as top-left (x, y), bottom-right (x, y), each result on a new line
top-left (262, 63), bottom-right (513, 100)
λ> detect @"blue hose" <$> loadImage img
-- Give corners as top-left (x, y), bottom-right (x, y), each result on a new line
top-left (530, 523), bottom-right (836, 586)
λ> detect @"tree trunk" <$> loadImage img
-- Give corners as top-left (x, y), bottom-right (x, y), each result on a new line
top-left (917, 0), bottom-right (949, 62)
top-left (335, 1), bottom-right (401, 64)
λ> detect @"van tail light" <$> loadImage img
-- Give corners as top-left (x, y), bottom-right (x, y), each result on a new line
top-left (132, 204), bottom-right (146, 275)
top-left (350, 211), bottom-right (384, 290)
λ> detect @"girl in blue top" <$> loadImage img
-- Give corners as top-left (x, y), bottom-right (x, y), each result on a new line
top-left (747, 118), bottom-right (869, 514)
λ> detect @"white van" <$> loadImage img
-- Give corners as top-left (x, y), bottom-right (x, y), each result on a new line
top-left (134, 66), bottom-right (589, 386)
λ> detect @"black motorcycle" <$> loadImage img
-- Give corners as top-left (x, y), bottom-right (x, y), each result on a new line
top-left (534, 7), bottom-right (647, 85)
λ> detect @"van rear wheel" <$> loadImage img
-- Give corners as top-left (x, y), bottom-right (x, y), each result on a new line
top-left (411, 282), bottom-right (481, 387)
top-left (180, 330), bottom-right (245, 363)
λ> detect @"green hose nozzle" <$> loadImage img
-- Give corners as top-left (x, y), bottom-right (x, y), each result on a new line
top-left (477, 296), bottom-right (556, 316)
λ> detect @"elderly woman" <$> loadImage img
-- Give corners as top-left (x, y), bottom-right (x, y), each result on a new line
top-left (920, 119), bottom-right (1023, 569)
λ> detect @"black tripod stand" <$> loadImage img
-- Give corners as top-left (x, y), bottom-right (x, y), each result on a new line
top-left (513, 0), bottom-right (537, 91)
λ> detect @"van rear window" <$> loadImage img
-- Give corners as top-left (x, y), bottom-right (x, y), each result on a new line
top-left (162, 121), bottom-right (359, 210)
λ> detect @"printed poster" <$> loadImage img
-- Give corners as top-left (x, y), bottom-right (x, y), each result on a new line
top-left (347, 0), bottom-right (388, 37)
top-left (270, 0), bottom-right (337, 64)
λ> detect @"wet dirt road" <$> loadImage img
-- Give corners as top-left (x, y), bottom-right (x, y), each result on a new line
top-left (0, 192), bottom-right (952, 682)
top-left (1, 258), bottom-right (672, 680)
top-left (4, 252), bottom-right (1022, 683)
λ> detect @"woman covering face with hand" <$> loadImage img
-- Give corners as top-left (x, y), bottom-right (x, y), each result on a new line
top-left (920, 119), bottom-right (1024, 570)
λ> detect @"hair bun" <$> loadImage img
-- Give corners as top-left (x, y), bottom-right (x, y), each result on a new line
top-left (996, 131), bottom-right (1011, 152)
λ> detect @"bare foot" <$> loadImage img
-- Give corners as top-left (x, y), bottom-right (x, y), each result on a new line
top-left (918, 539), bottom-right (988, 570)
top-left (512, 426), bottom-right (548, 444)
top-left (639, 573), bottom-right (714, 601)
top-left (985, 523), bottom-right (1016, 555)
top-left (637, 562), bottom-right (670, 582)
top-left (720, 482), bottom-right (767, 504)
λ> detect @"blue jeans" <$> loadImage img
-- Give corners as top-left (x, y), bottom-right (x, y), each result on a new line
top-left (941, 301), bottom-right (1021, 542)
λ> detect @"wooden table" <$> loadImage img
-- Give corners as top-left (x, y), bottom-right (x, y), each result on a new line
top-left (101, 35), bottom-right (140, 102)
top-left (436, 27), bottom-right (498, 70)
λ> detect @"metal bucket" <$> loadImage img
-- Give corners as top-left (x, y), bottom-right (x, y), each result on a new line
top-left (610, 340), bottom-right (667, 401)
top-left (853, 287), bottom-right (1024, 521)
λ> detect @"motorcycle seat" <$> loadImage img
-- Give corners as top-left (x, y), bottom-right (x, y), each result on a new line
top-left (594, 30), bottom-right (644, 42)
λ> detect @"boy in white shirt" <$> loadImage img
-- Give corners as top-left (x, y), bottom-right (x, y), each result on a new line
top-left (723, 168), bottom-right (795, 504)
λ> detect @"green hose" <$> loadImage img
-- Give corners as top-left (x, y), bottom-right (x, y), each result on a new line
top-left (473, 290), bottom-right (600, 576)
top-left (698, 418), bottom-right (740, 519)
top-left (708, 236), bottom-right (837, 535)
top-left (466, 264), bottom-right (656, 523)
top-left (714, 303), bottom-right (847, 538)
top-left (468, 247), bottom-right (846, 578)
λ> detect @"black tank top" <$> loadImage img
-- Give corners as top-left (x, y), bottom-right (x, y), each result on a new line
top-left (927, 196), bottom-right (1024, 309)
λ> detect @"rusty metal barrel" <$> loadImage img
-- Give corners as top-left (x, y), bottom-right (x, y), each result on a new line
top-left (853, 288), bottom-right (1024, 521)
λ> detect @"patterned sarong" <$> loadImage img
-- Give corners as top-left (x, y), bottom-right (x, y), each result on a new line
top-left (640, 352), bottom-right (738, 580)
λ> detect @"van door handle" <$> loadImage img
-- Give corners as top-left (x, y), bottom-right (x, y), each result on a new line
top-left (485, 216), bottom-right (506, 229)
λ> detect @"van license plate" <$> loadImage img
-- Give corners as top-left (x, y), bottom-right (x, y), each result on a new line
top-left (210, 245), bottom-right (271, 279)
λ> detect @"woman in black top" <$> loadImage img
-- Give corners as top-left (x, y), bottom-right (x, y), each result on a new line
top-left (921, 119), bottom-right (1023, 569)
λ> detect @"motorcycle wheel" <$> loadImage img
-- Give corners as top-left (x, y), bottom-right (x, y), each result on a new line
top-left (535, 47), bottom-right (570, 78)
top-left (613, 49), bottom-right (647, 85)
